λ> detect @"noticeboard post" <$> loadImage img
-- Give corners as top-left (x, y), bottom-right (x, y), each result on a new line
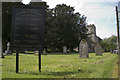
top-left (11, 7), bottom-right (45, 73)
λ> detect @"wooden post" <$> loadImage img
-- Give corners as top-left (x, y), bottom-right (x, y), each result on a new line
top-left (116, 6), bottom-right (120, 55)
top-left (16, 52), bottom-right (19, 73)
top-left (39, 51), bottom-right (41, 72)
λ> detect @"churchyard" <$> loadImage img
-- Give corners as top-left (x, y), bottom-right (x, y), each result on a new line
top-left (2, 52), bottom-right (118, 78)
top-left (1, 1), bottom-right (119, 79)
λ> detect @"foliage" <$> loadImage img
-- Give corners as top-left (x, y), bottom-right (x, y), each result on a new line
top-left (45, 4), bottom-right (88, 52)
top-left (100, 35), bottom-right (117, 52)
top-left (2, 2), bottom-right (47, 52)
top-left (2, 3), bottom-right (89, 52)
top-left (2, 53), bottom-right (118, 78)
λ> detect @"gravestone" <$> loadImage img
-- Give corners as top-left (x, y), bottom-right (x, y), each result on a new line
top-left (5, 42), bottom-right (11, 54)
top-left (34, 51), bottom-right (39, 55)
top-left (24, 51), bottom-right (28, 54)
top-left (63, 46), bottom-right (67, 54)
top-left (43, 48), bottom-right (47, 55)
top-left (79, 39), bottom-right (89, 58)
top-left (95, 43), bottom-right (102, 56)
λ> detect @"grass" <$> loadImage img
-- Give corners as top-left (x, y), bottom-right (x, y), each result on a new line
top-left (2, 52), bottom-right (118, 78)
top-left (0, 56), bottom-right (2, 80)
top-left (112, 62), bottom-right (118, 78)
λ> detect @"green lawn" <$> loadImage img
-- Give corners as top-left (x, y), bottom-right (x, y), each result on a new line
top-left (2, 53), bottom-right (118, 78)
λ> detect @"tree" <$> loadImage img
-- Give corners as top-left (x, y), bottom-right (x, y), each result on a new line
top-left (2, 2), bottom-right (47, 53)
top-left (2, 2), bottom-right (88, 53)
top-left (100, 35), bottom-right (117, 52)
top-left (45, 4), bottom-right (88, 52)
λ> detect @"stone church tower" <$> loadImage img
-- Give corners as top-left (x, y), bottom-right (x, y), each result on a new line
top-left (86, 24), bottom-right (99, 53)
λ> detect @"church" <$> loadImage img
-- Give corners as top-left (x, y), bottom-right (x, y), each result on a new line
top-left (86, 24), bottom-right (101, 53)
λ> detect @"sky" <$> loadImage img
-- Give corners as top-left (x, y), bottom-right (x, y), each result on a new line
top-left (22, 0), bottom-right (120, 39)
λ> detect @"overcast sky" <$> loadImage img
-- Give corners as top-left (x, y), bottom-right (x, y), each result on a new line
top-left (22, 0), bottom-right (120, 39)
